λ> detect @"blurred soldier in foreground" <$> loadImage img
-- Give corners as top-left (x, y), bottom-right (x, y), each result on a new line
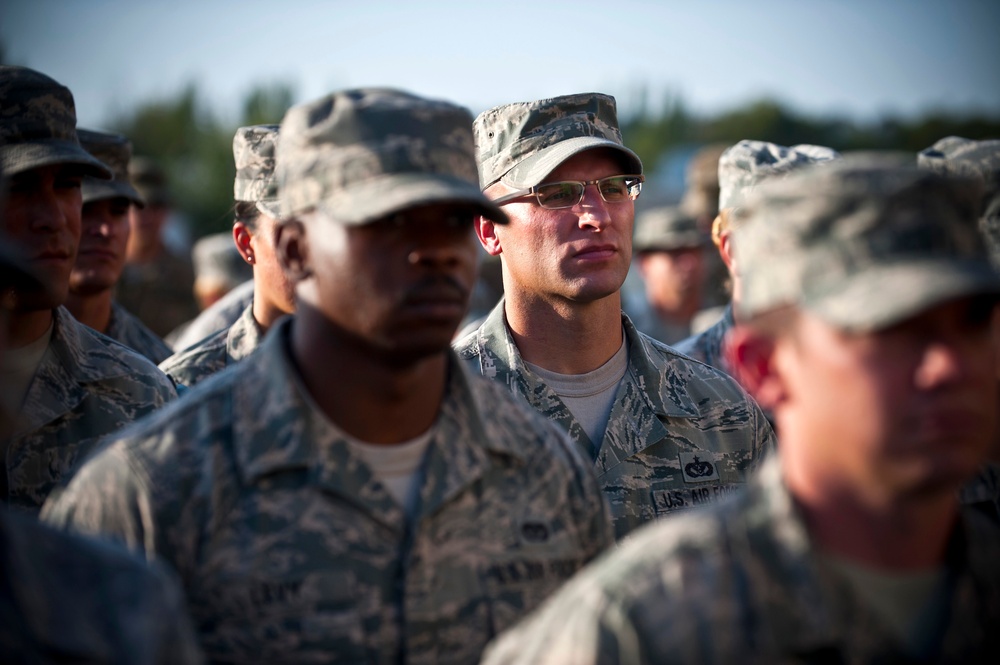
top-left (920, 136), bottom-right (1000, 523)
top-left (675, 140), bottom-right (839, 374)
top-left (629, 206), bottom-right (708, 344)
top-left (115, 156), bottom-right (199, 336)
top-left (0, 66), bottom-right (176, 513)
top-left (65, 129), bottom-right (172, 364)
top-left (483, 157), bottom-right (1000, 664)
top-left (44, 88), bottom-right (612, 664)
top-left (160, 125), bottom-right (295, 387)
top-left (457, 93), bottom-right (773, 540)
top-left (0, 237), bottom-right (202, 664)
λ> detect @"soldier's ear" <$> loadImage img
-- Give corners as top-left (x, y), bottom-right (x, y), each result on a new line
top-left (476, 215), bottom-right (502, 256)
top-left (233, 222), bottom-right (254, 265)
top-left (725, 326), bottom-right (786, 411)
top-left (275, 219), bottom-right (312, 282)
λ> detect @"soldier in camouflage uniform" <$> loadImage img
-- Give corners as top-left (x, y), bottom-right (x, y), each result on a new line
top-left (674, 140), bottom-right (840, 375)
top-left (160, 125), bottom-right (295, 387)
top-left (116, 156), bottom-right (200, 337)
top-left (629, 206), bottom-right (709, 345)
top-left (43, 88), bottom-right (613, 664)
top-left (919, 137), bottom-right (1000, 524)
top-left (482, 156), bottom-right (1000, 664)
top-left (0, 66), bottom-right (177, 513)
top-left (64, 129), bottom-right (173, 364)
top-left (455, 93), bottom-right (774, 540)
top-left (166, 277), bottom-right (253, 350)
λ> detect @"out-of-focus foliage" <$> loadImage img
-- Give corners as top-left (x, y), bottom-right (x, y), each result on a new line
top-left (109, 83), bottom-right (295, 239)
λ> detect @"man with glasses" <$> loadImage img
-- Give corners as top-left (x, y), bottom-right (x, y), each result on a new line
top-left (456, 93), bottom-right (774, 540)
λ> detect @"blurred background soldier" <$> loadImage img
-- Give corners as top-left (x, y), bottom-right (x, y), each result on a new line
top-left (160, 125), bottom-right (295, 387)
top-left (44, 88), bottom-right (612, 664)
top-left (483, 156), bottom-right (1000, 664)
top-left (458, 93), bottom-right (773, 540)
top-left (115, 156), bottom-right (199, 337)
top-left (680, 143), bottom-right (729, 312)
top-left (190, 231), bottom-right (252, 311)
top-left (0, 66), bottom-right (176, 513)
top-left (675, 140), bottom-right (840, 375)
top-left (65, 129), bottom-right (172, 364)
top-left (628, 206), bottom-right (708, 344)
top-left (165, 277), bottom-right (253, 351)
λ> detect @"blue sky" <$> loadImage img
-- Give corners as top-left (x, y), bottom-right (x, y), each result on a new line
top-left (3, 0), bottom-right (998, 128)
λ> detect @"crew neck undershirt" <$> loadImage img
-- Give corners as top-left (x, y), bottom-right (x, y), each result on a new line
top-left (525, 331), bottom-right (629, 450)
top-left (345, 428), bottom-right (434, 522)
top-left (0, 321), bottom-right (53, 416)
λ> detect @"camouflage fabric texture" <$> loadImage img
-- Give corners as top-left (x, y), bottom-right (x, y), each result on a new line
top-left (918, 136), bottom-right (1000, 266)
top-left (474, 92), bottom-right (642, 189)
top-left (115, 249), bottom-right (199, 338)
top-left (43, 318), bottom-right (614, 664)
top-left (106, 301), bottom-right (173, 365)
top-left (233, 124), bottom-right (282, 218)
top-left (166, 279), bottom-right (254, 351)
top-left (0, 65), bottom-right (111, 179)
top-left (159, 302), bottom-right (263, 387)
top-left (277, 88), bottom-right (507, 226)
top-left (679, 143), bottom-right (727, 220)
top-left (718, 140), bottom-right (840, 211)
top-left (455, 300), bottom-right (775, 541)
top-left (481, 455), bottom-right (1000, 664)
top-left (0, 508), bottom-right (203, 664)
top-left (734, 156), bottom-right (1000, 331)
top-left (632, 206), bottom-right (707, 253)
top-left (78, 128), bottom-right (145, 206)
top-left (673, 303), bottom-right (735, 375)
top-left (3, 306), bottom-right (176, 513)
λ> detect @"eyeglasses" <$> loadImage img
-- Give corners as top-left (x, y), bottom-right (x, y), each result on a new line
top-left (492, 175), bottom-right (644, 210)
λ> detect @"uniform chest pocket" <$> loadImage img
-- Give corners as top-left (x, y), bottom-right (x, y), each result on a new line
top-left (194, 570), bottom-right (367, 664)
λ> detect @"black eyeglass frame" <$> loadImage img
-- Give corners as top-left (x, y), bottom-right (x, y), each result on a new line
top-left (491, 174), bottom-right (645, 209)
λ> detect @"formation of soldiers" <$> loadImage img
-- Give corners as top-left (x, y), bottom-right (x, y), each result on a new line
top-left (1, 64), bottom-right (998, 664)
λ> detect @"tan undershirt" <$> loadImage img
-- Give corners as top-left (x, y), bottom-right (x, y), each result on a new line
top-left (346, 428), bottom-right (434, 522)
top-left (0, 322), bottom-right (53, 416)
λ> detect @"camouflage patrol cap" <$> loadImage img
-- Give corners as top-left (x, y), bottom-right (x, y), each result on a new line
top-left (0, 66), bottom-right (112, 179)
top-left (680, 143), bottom-right (727, 219)
top-left (277, 88), bottom-right (507, 225)
top-left (233, 124), bottom-right (282, 219)
top-left (474, 92), bottom-right (642, 190)
top-left (78, 129), bottom-right (144, 207)
top-left (128, 157), bottom-right (171, 207)
top-left (633, 206), bottom-right (707, 253)
top-left (719, 140), bottom-right (840, 211)
top-left (734, 155), bottom-right (1000, 331)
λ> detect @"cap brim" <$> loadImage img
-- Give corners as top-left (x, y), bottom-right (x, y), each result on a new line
top-left (82, 178), bottom-right (145, 207)
top-left (0, 141), bottom-right (112, 179)
top-left (318, 173), bottom-right (509, 226)
top-left (808, 259), bottom-right (1000, 332)
top-left (500, 136), bottom-right (643, 189)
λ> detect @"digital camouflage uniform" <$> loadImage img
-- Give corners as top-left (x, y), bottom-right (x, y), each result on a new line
top-left (465, 94), bottom-right (774, 540)
top-left (167, 278), bottom-right (253, 351)
top-left (44, 319), bottom-right (613, 664)
top-left (106, 300), bottom-right (173, 364)
top-left (45, 88), bottom-right (615, 665)
top-left (0, 508), bottom-right (203, 664)
top-left (672, 303), bottom-right (734, 372)
top-left (481, 456), bottom-right (1000, 665)
top-left (456, 303), bottom-right (773, 541)
top-left (159, 302), bottom-right (262, 387)
top-left (482, 157), bottom-right (1000, 665)
top-left (4, 306), bottom-right (176, 512)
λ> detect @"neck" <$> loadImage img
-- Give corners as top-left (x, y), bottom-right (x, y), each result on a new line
top-left (781, 445), bottom-right (959, 570)
top-left (7, 308), bottom-right (54, 349)
top-left (290, 305), bottom-right (448, 444)
top-left (503, 287), bottom-right (624, 374)
top-left (65, 289), bottom-right (113, 333)
top-left (252, 286), bottom-right (287, 333)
